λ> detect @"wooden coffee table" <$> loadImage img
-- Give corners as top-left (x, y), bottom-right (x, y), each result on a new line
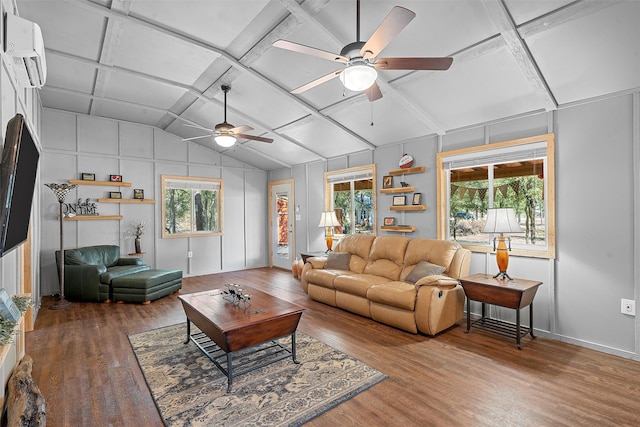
top-left (178, 285), bottom-right (304, 392)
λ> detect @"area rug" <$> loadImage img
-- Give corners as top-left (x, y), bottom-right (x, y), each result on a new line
top-left (129, 323), bottom-right (387, 426)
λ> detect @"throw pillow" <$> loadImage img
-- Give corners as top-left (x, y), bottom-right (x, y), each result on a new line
top-left (405, 261), bottom-right (446, 283)
top-left (324, 252), bottom-right (351, 270)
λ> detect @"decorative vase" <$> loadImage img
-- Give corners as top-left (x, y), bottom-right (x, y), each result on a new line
top-left (134, 237), bottom-right (141, 254)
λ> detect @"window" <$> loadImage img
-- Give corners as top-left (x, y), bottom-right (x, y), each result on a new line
top-left (161, 175), bottom-right (223, 238)
top-left (436, 134), bottom-right (555, 259)
top-left (325, 165), bottom-right (376, 236)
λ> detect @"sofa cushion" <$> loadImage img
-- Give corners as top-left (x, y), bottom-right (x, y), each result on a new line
top-left (415, 274), bottom-right (460, 289)
top-left (65, 245), bottom-right (120, 267)
top-left (363, 236), bottom-right (409, 281)
top-left (304, 268), bottom-right (345, 289)
top-left (367, 281), bottom-right (417, 311)
top-left (403, 239), bottom-right (461, 276)
top-left (100, 264), bottom-right (150, 284)
top-left (334, 234), bottom-right (375, 273)
top-left (325, 252), bottom-right (351, 270)
top-left (334, 274), bottom-right (391, 297)
top-left (404, 261), bottom-right (446, 283)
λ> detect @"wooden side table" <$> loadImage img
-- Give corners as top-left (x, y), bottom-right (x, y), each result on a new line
top-left (459, 273), bottom-right (542, 349)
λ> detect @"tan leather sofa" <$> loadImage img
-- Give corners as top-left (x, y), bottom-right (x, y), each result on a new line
top-left (300, 234), bottom-right (471, 335)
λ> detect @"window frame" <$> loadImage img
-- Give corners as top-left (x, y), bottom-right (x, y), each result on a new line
top-left (436, 133), bottom-right (555, 259)
top-left (324, 164), bottom-right (377, 237)
top-left (161, 175), bottom-right (223, 238)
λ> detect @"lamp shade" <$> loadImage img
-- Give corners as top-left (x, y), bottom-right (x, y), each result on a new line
top-left (318, 211), bottom-right (340, 228)
top-left (339, 61), bottom-right (378, 92)
top-left (215, 134), bottom-right (236, 147)
top-left (482, 208), bottom-right (522, 234)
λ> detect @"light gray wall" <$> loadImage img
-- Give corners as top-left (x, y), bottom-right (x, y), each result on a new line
top-left (39, 109), bottom-right (269, 296)
top-left (271, 90), bottom-right (640, 361)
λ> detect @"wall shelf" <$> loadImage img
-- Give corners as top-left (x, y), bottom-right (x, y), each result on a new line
top-left (380, 186), bottom-right (415, 194)
top-left (388, 166), bottom-right (426, 176)
top-left (63, 215), bottom-right (123, 221)
top-left (69, 180), bottom-right (132, 187)
top-left (98, 198), bottom-right (155, 204)
top-left (380, 225), bottom-right (416, 233)
top-left (390, 205), bottom-right (426, 211)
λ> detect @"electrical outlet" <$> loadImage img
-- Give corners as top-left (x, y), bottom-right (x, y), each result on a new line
top-left (187, 251), bottom-right (193, 258)
top-left (621, 299), bottom-right (636, 316)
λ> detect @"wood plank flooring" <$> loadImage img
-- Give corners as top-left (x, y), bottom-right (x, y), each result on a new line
top-left (26, 268), bottom-right (640, 426)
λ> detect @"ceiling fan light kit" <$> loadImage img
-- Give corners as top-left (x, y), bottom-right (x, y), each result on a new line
top-left (215, 134), bottom-right (236, 147)
top-left (340, 61), bottom-right (378, 92)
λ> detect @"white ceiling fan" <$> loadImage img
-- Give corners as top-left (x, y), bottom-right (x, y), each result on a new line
top-left (273, 0), bottom-right (453, 102)
top-left (182, 85), bottom-right (273, 147)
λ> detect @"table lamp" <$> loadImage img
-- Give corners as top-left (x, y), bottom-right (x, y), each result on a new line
top-left (318, 211), bottom-right (340, 252)
top-left (482, 207), bottom-right (523, 280)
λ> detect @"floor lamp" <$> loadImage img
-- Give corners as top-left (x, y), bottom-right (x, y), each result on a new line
top-left (45, 183), bottom-right (76, 310)
top-left (482, 207), bottom-right (523, 280)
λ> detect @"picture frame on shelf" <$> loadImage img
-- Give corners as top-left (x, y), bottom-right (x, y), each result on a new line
top-left (392, 195), bottom-right (406, 206)
top-left (133, 189), bottom-right (144, 200)
top-left (382, 175), bottom-right (393, 189)
top-left (412, 193), bottom-right (422, 205)
top-left (110, 174), bottom-right (122, 182)
top-left (0, 289), bottom-right (21, 322)
top-left (81, 172), bottom-right (95, 181)
top-left (109, 191), bottom-right (122, 199)
top-left (383, 217), bottom-right (396, 226)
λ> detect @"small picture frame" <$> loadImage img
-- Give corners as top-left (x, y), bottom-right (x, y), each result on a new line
top-left (109, 191), bottom-right (122, 199)
top-left (133, 189), bottom-right (144, 200)
top-left (382, 175), bottom-right (393, 189)
top-left (412, 193), bottom-right (422, 205)
top-left (110, 174), bottom-right (122, 182)
top-left (81, 172), bottom-right (95, 181)
top-left (393, 195), bottom-right (406, 206)
top-left (383, 217), bottom-right (396, 226)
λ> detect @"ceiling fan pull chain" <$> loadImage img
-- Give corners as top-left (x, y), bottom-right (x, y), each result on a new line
top-left (370, 102), bottom-right (374, 126)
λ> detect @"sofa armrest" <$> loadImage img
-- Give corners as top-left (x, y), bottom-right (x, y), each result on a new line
top-left (307, 256), bottom-right (327, 269)
top-left (117, 257), bottom-right (143, 266)
top-left (64, 264), bottom-right (108, 301)
top-left (414, 274), bottom-right (459, 290)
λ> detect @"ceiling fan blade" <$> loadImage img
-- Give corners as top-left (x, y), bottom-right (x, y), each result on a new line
top-left (365, 81), bottom-right (382, 102)
top-left (291, 69), bottom-right (342, 94)
top-left (360, 6), bottom-right (416, 59)
top-left (230, 125), bottom-right (253, 134)
top-left (183, 123), bottom-right (214, 132)
top-left (181, 135), bottom-right (213, 142)
top-left (273, 40), bottom-right (347, 63)
top-left (375, 57), bottom-right (453, 70)
top-left (236, 133), bottom-right (274, 143)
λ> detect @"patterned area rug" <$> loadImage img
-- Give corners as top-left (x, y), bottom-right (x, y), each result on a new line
top-left (129, 323), bottom-right (387, 426)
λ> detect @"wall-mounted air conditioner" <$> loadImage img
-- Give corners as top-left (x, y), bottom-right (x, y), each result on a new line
top-left (4, 13), bottom-right (47, 88)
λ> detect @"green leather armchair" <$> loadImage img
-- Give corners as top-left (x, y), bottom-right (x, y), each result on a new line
top-left (56, 245), bottom-right (150, 302)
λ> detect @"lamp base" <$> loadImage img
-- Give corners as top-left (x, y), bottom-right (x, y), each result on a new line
top-left (49, 297), bottom-right (73, 310)
top-left (493, 271), bottom-right (512, 280)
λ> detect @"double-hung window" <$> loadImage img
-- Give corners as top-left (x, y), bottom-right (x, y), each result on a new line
top-left (325, 165), bottom-right (376, 236)
top-left (436, 134), bottom-right (555, 259)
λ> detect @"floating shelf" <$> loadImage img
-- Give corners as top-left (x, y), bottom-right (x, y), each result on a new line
top-left (380, 225), bottom-right (416, 233)
top-left (98, 198), bottom-right (155, 204)
top-left (380, 186), bottom-right (415, 194)
top-left (388, 166), bottom-right (426, 176)
top-left (390, 205), bottom-right (426, 211)
top-left (69, 180), bottom-right (132, 187)
top-left (63, 215), bottom-right (123, 221)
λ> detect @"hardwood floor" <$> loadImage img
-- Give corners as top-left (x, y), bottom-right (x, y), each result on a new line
top-left (27, 268), bottom-right (640, 426)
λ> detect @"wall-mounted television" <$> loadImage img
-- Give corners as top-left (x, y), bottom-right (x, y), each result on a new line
top-left (0, 113), bottom-right (39, 257)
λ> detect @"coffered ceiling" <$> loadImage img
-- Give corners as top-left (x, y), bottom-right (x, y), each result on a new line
top-left (15, 0), bottom-right (640, 170)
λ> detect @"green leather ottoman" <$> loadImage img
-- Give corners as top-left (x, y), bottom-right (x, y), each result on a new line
top-left (111, 269), bottom-right (182, 303)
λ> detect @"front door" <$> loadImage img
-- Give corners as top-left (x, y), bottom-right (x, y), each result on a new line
top-left (269, 180), bottom-right (294, 269)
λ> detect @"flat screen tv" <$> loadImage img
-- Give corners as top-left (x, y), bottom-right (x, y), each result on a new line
top-left (0, 113), bottom-right (39, 257)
